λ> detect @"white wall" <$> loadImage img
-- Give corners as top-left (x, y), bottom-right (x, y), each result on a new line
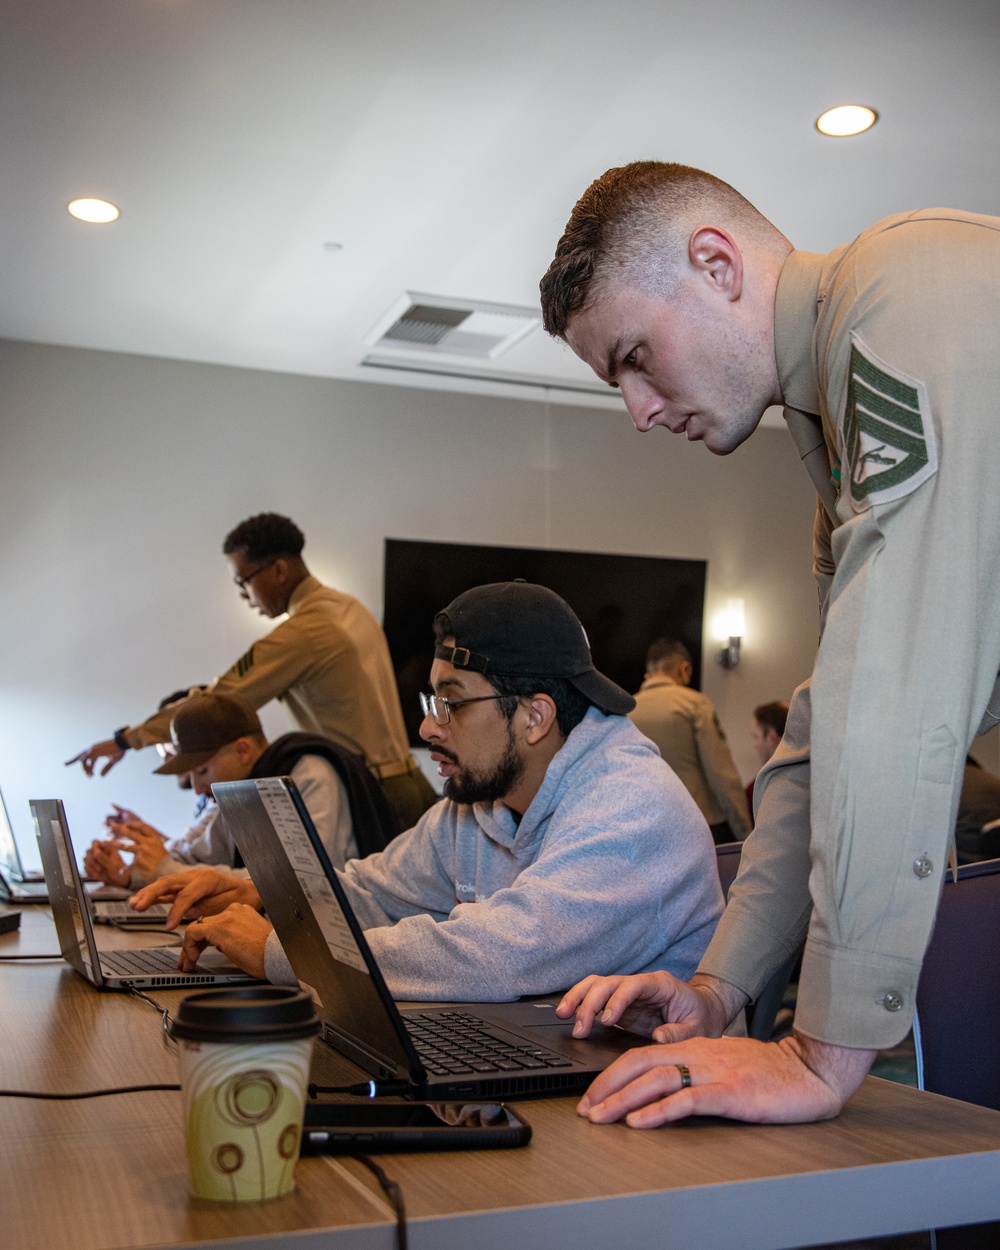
top-left (1, 337), bottom-right (828, 869)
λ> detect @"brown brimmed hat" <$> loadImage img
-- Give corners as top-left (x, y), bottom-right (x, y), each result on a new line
top-left (153, 692), bottom-right (262, 774)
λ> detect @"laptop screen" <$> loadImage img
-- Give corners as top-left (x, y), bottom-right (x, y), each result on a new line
top-left (0, 789), bottom-right (25, 883)
top-left (31, 799), bottom-right (101, 983)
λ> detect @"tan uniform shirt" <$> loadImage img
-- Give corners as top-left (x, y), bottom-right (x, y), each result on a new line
top-left (630, 676), bottom-right (750, 837)
top-left (700, 210), bottom-right (1000, 1049)
top-left (123, 576), bottom-right (411, 767)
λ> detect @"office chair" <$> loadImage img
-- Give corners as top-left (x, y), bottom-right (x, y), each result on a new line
top-left (914, 855), bottom-right (1000, 1112)
top-left (714, 843), bottom-right (802, 1042)
top-left (714, 841), bottom-right (742, 898)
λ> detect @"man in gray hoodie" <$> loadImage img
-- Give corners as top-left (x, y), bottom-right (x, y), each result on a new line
top-left (133, 582), bottom-right (724, 1001)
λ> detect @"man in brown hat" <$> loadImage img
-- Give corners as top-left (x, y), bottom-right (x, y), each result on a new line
top-left (84, 691), bottom-right (398, 891)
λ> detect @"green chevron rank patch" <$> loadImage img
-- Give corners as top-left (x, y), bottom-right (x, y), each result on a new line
top-left (233, 645), bottom-right (255, 677)
top-left (843, 335), bottom-right (937, 512)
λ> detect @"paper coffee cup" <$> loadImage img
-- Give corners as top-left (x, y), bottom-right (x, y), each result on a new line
top-left (169, 986), bottom-right (320, 1201)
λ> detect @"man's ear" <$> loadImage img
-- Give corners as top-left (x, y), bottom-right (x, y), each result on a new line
top-left (523, 694), bottom-right (559, 745)
top-left (688, 225), bottom-right (744, 302)
top-left (232, 737), bottom-right (257, 768)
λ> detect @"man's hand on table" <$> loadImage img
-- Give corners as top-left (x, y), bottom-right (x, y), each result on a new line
top-left (557, 970), bottom-right (746, 1044)
top-left (66, 738), bottom-right (125, 777)
top-left (179, 906), bottom-right (272, 979)
top-left (130, 867), bottom-right (262, 929)
top-left (577, 1033), bottom-right (876, 1127)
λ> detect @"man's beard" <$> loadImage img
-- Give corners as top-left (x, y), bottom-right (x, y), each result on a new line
top-left (442, 725), bottom-right (526, 805)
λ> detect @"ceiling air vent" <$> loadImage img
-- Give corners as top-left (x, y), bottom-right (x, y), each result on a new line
top-left (366, 293), bottom-right (540, 361)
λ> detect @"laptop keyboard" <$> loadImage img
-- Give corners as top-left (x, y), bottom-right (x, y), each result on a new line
top-left (93, 900), bottom-right (170, 921)
top-left (99, 947), bottom-right (187, 976)
top-left (404, 1010), bottom-right (573, 1076)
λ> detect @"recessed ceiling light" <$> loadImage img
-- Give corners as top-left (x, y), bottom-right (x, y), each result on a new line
top-left (816, 105), bottom-right (878, 137)
top-left (67, 197), bottom-right (120, 223)
top-left (323, 241), bottom-right (343, 252)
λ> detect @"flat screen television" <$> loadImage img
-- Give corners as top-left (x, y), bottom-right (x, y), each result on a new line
top-left (382, 538), bottom-right (707, 747)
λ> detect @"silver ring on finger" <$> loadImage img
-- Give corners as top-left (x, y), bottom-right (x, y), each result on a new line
top-left (675, 1063), bottom-right (692, 1089)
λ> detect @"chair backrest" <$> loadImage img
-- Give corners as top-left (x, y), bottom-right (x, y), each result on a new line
top-left (915, 856), bottom-right (1000, 1110)
top-left (715, 842), bottom-right (742, 899)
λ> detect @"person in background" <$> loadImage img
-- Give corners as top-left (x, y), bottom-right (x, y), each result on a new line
top-left (745, 701), bottom-right (790, 823)
top-left (84, 691), bottom-right (398, 890)
top-left (630, 638), bottom-right (750, 843)
top-left (67, 512), bottom-right (437, 828)
top-left (132, 583), bottom-right (723, 997)
top-left (955, 755), bottom-right (1000, 864)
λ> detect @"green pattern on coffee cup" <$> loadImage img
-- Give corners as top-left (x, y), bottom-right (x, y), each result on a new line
top-left (180, 1039), bottom-right (312, 1201)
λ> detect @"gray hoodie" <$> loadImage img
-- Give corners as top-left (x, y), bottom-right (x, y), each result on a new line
top-left (265, 707), bottom-right (723, 999)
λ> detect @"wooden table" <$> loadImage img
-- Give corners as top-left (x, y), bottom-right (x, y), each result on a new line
top-left (3, 904), bottom-right (1000, 1250)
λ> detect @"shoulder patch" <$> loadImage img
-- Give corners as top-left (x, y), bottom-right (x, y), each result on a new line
top-left (233, 645), bottom-right (255, 678)
top-left (843, 335), bottom-right (937, 511)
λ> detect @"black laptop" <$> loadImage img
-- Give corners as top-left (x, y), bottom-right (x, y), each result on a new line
top-left (213, 776), bottom-right (644, 1100)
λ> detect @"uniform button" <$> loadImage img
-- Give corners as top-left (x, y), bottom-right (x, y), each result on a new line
top-left (913, 856), bottom-right (934, 878)
top-left (881, 991), bottom-right (904, 1012)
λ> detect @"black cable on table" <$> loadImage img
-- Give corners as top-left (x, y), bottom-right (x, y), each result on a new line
top-left (0, 953), bottom-right (63, 960)
top-left (352, 1154), bottom-right (408, 1250)
top-left (309, 1079), bottom-right (411, 1099)
top-left (0, 1083), bottom-right (181, 1099)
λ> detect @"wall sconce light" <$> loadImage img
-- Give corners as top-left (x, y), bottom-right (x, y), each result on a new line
top-left (713, 598), bottom-right (746, 670)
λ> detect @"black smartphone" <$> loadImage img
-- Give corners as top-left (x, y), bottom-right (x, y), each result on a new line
top-left (300, 1101), bottom-right (531, 1154)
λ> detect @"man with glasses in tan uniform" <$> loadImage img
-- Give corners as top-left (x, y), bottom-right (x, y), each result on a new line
top-left (540, 161), bottom-right (1000, 1128)
top-left (68, 512), bottom-right (436, 828)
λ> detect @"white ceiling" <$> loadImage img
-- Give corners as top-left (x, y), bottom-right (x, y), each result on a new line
top-left (4, 0), bottom-right (999, 415)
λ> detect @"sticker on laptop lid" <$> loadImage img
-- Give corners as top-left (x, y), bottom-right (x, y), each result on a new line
top-left (52, 820), bottom-right (75, 886)
top-left (256, 779), bottom-right (369, 975)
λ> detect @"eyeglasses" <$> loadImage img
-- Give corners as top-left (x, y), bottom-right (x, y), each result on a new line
top-left (233, 557), bottom-right (278, 592)
top-left (419, 691), bottom-right (509, 726)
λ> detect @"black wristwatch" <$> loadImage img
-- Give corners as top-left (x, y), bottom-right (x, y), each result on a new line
top-left (113, 727), bottom-right (132, 752)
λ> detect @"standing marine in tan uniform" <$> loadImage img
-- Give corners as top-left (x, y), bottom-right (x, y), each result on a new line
top-left (630, 638), bottom-right (750, 843)
top-left (68, 512), bottom-right (437, 829)
top-left (539, 161), bottom-right (1000, 1127)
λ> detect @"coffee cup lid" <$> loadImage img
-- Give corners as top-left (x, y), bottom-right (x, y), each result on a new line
top-left (168, 986), bottom-right (321, 1044)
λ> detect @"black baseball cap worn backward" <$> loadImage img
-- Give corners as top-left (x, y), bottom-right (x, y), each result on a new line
top-left (433, 581), bottom-right (635, 716)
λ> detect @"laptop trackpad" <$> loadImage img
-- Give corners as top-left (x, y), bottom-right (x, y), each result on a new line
top-left (471, 1001), bottom-right (650, 1063)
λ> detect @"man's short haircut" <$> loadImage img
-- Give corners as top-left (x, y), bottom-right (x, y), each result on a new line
top-left (646, 637), bottom-right (692, 673)
top-left (539, 160), bottom-right (779, 339)
top-left (222, 513), bottom-right (305, 563)
top-left (432, 614), bottom-right (592, 737)
top-left (754, 701), bottom-right (790, 739)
